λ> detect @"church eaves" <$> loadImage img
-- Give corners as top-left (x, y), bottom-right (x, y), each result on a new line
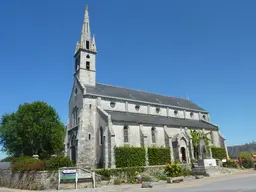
top-left (107, 111), bottom-right (217, 130)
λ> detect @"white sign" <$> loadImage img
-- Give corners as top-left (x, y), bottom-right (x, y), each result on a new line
top-left (62, 169), bottom-right (76, 174)
top-left (203, 159), bottom-right (217, 167)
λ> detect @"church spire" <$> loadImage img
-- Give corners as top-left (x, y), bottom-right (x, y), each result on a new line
top-left (80, 5), bottom-right (91, 50)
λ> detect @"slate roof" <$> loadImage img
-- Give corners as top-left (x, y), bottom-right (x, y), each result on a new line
top-left (85, 83), bottom-right (206, 111)
top-left (228, 144), bottom-right (256, 158)
top-left (107, 111), bottom-right (218, 130)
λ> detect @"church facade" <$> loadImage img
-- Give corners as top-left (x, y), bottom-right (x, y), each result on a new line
top-left (65, 6), bottom-right (228, 169)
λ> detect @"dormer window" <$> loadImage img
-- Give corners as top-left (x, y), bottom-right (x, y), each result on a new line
top-left (174, 110), bottom-right (178, 116)
top-left (86, 61), bottom-right (90, 70)
top-left (110, 102), bottom-right (116, 108)
top-left (156, 107), bottom-right (160, 113)
top-left (135, 105), bottom-right (140, 111)
top-left (190, 112), bottom-right (194, 118)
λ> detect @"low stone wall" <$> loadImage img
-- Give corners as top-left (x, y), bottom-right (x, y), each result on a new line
top-left (0, 169), bottom-right (58, 190)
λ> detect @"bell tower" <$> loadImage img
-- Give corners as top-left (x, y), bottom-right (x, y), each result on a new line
top-left (74, 5), bottom-right (97, 87)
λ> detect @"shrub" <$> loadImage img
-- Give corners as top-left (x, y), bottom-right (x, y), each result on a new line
top-left (115, 146), bottom-right (146, 168)
top-left (164, 162), bottom-right (183, 177)
top-left (140, 173), bottom-right (154, 182)
top-left (211, 147), bottom-right (226, 160)
top-left (240, 159), bottom-right (253, 169)
top-left (94, 166), bottom-right (146, 183)
top-left (94, 169), bottom-right (111, 180)
top-left (114, 178), bottom-right (121, 185)
top-left (239, 152), bottom-right (252, 160)
top-left (11, 156), bottom-right (45, 171)
top-left (180, 166), bottom-right (192, 176)
top-left (223, 159), bottom-right (238, 168)
top-left (157, 173), bottom-right (168, 181)
top-left (148, 147), bottom-right (170, 165)
top-left (45, 156), bottom-right (74, 171)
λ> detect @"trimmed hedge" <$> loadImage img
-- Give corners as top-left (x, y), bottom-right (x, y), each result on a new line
top-left (11, 155), bottom-right (74, 171)
top-left (45, 156), bottom-right (74, 171)
top-left (148, 147), bottom-right (170, 165)
top-left (11, 156), bottom-right (45, 171)
top-left (211, 147), bottom-right (226, 160)
top-left (115, 146), bottom-right (146, 168)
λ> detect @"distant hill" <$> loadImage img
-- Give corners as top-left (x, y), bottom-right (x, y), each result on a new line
top-left (228, 143), bottom-right (256, 158)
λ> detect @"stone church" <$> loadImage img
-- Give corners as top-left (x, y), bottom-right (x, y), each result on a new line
top-left (65, 6), bottom-right (228, 169)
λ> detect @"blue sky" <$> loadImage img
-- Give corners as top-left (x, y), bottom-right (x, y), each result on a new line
top-left (0, 0), bottom-right (256, 159)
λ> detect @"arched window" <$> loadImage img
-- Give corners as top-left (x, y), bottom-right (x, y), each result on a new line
top-left (124, 126), bottom-right (129, 143)
top-left (151, 127), bottom-right (156, 143)
top-left (86, 54), bottom-right (90, 59)
top-left (174, 110), bottom-right (178, 116)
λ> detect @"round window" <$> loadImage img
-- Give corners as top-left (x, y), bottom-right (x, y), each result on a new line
top-left (110, 102), bottom-right (116, 108)
top-left (135, 105), bottom-right (140, 111)
top-left (156, 107), bottom-right (160, 113)
top-left (174, 110), bottom-right (178, 115)
top-left (190, 112), bottom-right (194, 117)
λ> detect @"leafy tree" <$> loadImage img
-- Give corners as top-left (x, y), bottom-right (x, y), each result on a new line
top-left (190, 129), bottom-right (211, 159)
top-left (0, 101), bottom-right (65, 159)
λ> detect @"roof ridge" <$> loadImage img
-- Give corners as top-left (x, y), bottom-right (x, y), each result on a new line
top-left (96, 82), bottom-right (189, 102)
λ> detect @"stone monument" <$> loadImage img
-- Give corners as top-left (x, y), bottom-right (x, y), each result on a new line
top-left (197, 136), bottom-right (216, 167)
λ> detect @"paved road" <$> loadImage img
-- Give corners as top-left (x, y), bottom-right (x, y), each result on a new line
top-left (0, 171), bottom-right (255, 192)
top-left (150, 172), bottom-right (256, 192)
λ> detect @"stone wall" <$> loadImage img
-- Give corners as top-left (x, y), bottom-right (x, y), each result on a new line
top-left (0, 169), bottom-right (58, 190)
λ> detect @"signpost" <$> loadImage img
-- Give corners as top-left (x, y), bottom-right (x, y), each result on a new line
top-left (58, 168), bottom-right (77, 190)
top-left (57, 167), bottom-right (96, 190)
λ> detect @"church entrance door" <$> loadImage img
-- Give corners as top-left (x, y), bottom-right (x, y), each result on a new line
top-left (181, 147), bottom-right (186, 163)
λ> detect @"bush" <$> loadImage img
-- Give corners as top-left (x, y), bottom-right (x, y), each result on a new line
top-left (239, 152), bottom-right (252, 160)
top-left (114, 178), bottom-right (121, 185)
top-left (94, 168), bottom-right (111, 180)
top-left (223, 159), bottom-right (238, 168)
top-left (148, 147), bottom-right (170, 165)
top-left (157, 173), bottom-right (168, 181)
top-left (115, 146), bottom-right (146, 168)
top-left (94, 166), bottom-right (145, 183)
top-left (141, 173), bottom-right (155, 182)
top-left (240, 159), bottom-right (254, 168)
top-left (164, 162), bottom-right (183, 177)
top-left (180, 166), bottom-right (192, 176)
top-left (11, 156), bottom-right (45, 171)
top-left (211, 147), bottom-right (226, 160)
top-left (45, 156), bottom-right (74, 171)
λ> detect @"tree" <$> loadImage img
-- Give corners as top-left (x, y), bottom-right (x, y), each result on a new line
top-left (190, 129), bottom-right (211, 159)
top-left (0, 101), bottom-right (65, 159)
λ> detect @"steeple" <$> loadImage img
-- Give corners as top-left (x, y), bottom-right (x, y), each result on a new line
top-left (80, 5), bottom-right (91, 49)
top-left (74, 5), bottom-right (97, 53)
top-left (74, 5), bottom-right (97, 87)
